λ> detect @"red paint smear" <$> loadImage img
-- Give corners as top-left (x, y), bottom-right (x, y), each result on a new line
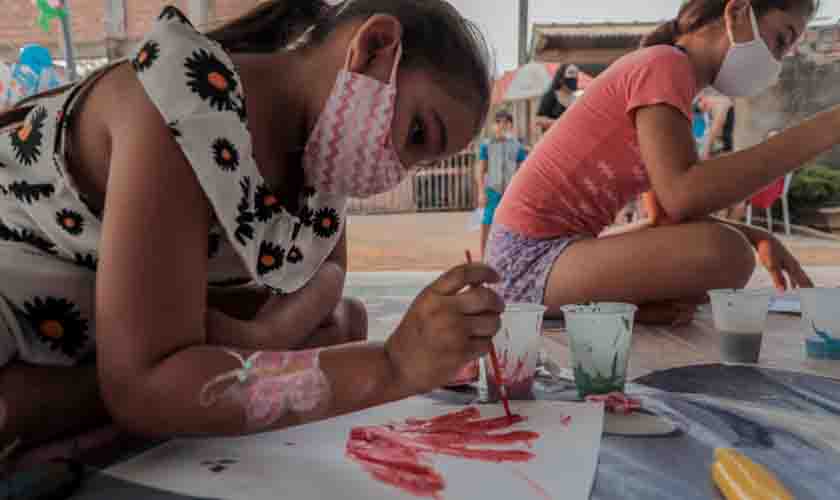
top-left (585, 392), bottom-right (642, 415)
top-left (488, 348), bottom-right (534, 401)
top-left (510, 467), bottom-right (552, 500)
top-left (347, 407), bottom-right (541, 499)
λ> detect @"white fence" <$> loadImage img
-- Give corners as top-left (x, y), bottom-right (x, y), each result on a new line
top-left (348, 150), bottom-right (477, 215)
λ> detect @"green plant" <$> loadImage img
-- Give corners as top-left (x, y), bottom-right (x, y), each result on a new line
top-left (785, 164), bottom-right (840, 220)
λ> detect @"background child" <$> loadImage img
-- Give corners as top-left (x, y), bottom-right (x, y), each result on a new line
top-left (475, 110), bottom-right (528, 259)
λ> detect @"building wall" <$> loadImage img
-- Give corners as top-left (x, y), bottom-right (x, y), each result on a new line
top-left (0, 0), bottom-right (259, 61)
top-left (734, 25), bottom-right (840, 167)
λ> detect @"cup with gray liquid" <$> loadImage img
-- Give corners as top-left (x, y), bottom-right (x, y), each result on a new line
top-left (708, 289), bottom-right (773, 364)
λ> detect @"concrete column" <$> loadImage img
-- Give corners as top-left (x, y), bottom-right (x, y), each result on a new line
top-left (103, 0), bottom-right (126, 61)
top-left (188, 0), bottom-right (214, 28)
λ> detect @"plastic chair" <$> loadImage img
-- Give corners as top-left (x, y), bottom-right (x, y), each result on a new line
top-left (746, 173), bottom-right (793, 236)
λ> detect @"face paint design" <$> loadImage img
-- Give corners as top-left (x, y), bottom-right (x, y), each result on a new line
top-left (200, 349), bottom-right (331, 430)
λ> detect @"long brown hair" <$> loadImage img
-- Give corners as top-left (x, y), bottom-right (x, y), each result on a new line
top-left (641, 0), bottom-right (820, 47)
top-left (207, 0), bottom-right (493, 134)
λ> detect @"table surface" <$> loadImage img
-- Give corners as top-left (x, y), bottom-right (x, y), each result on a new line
top-left (543, 305), bottom-right (840, 381)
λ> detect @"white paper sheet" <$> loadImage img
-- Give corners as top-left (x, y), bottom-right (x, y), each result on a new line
top-left (106, 398), bottom-right (604, 500)
top-left (770, 293), bottom-right (801, 315)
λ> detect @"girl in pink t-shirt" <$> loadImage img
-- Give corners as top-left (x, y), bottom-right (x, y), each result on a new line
top-left (487, 0), bottom-right (825, 324)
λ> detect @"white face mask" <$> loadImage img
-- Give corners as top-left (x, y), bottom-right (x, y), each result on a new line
top-left (712, 6), bottom-right (783, 98)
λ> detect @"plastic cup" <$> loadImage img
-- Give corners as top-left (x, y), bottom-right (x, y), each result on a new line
top-left (708, 289), bottom-right (773, 364)
top-left (561, 303), bottom-right (637, 399)
top-left (798, 288), bottom-right (840, 360)
top-left (482, 303), bottom-right (547, 401)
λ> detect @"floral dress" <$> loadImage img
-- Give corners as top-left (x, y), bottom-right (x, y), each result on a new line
top-left (0, 7), bottom-right (346, 367)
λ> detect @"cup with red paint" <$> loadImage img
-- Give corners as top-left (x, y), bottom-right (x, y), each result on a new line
top-left (481, 303), bottom-right (547, 401)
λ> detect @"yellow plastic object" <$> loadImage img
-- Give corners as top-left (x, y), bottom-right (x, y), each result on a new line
top-left (711, 448), bottom-right (794, 500)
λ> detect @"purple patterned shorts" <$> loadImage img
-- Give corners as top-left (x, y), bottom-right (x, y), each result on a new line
top-left (485, 224), bottom-right (581, 305)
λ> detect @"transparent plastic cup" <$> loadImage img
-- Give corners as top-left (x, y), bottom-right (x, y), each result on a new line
top-left (481, 303), bottom-right (547, 401)
top-left (708, 289), bottom-right (773, 364)
top-left (798, 288), bottom-right (840, 360)
top-left (561, 303), bottom-right (638, 399)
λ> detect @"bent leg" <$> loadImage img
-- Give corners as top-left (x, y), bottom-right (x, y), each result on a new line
top-left (544, 221), bottom-right (756, 321)
top-left (0, 243), bottom-right (107, 457)
top-left (0, 361), bottom-right (108, 456)
top-left (298, 297), bottom-right (368, 349)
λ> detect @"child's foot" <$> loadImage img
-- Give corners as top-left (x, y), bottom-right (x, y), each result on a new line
top-left (636, 301), bottom-right (697, 326)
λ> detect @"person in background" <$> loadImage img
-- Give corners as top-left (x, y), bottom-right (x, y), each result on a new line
top-left (536, 64), bottom-right (579, 134)
top-left (487, 0), bottom-right (820, 326)
top-left (699, 92), bottom-right (747, 220)
top-left (692, 96), bottom-right (709, 153)
top-left (476, 110), bottom-right (528, 260)
top-left (699, 92), bottom-right (735, 160)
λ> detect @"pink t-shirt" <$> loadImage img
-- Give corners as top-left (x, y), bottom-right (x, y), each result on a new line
top-left (496, 46), bottom-right (697, 239)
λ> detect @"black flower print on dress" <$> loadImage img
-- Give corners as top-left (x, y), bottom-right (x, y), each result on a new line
top-left (212, 138), bottom-right (239, 172)
top-left (8, 181), bottom-right (55, 204)
top-left (74, 253), bottom-right (98, 271)
top-left (0, 221), bottom-right (57, 255)
top-left (257, 242), bottom-right (285, 275)
top-left (298, 204), bottom-right (314, 228)
top-left (23, 296), bottom-right (89, 358)
top-left (185, 49), bottom-right (241, 114)
top-left (159, 6), bottom-right (193, 26)
top-left (312, 207), bottom-right (341, 239)
top-left (287, 245), bottom-right (304, 265)
top-left (132, 41), bottom-right (160, 73)
top-left (56, 209), bottom-right (84, 236)
top-left (10, 106), bottom-right (47, 166)
top-left (234, 177), bottom-right (255, 246)
top-left (78, 193), bottom-right (103, 220)
top-left (208, 232), bottom-right (221, 259)
top-left (254, 184), bottom-right (282, 223)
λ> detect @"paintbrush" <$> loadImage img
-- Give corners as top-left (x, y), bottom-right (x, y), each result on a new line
top-left (465, 250), bottom-right (514, 422)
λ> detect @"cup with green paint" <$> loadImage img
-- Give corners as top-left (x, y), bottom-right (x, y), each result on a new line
top-left (561, 303), bottom-right (638, 399)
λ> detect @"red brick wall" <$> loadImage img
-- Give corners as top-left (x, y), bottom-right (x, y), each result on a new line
top-left (0, 1), bottom-right (259, 58)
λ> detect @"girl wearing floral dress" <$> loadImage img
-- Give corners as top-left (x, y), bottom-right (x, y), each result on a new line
top-left (0, 0), bottom-right (502, 455)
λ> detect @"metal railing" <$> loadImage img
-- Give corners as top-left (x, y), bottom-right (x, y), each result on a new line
top-left (348, 150), bottom-right (477, 215)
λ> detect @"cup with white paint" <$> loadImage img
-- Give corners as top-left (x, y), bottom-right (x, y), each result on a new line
top-left (481, 303), bottom-right (547, 401)
top-left (798, 288), bottom-right (840, 360)
top-left (561, 303), bottom-right (638, 399)
top-left (708, 289), bottom-right (773, 364)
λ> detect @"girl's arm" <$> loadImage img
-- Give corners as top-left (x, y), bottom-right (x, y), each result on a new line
top-left (635, 103), bottom-right (840, 222)
top-left (95, 74), bottom-right (503, 437)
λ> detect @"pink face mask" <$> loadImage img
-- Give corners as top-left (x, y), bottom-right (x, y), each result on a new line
top-left (304, 43), bottom-right (407, 198)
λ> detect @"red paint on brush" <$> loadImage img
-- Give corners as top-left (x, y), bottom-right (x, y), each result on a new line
top-left (347, 407), bottom-right (540, 499)
top-left (465, 249), bottom-right (515, 423)
top-left (489, 347), bottom-right (515, 423)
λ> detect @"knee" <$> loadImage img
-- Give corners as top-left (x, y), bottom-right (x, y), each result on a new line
top-left (694, 222), bottom-right (756, 287)
top-left (338, 297), bottom-right (368, 342)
